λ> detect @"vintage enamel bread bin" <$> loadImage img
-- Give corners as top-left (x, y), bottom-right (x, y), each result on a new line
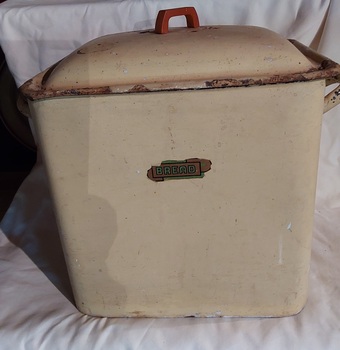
top-left (20, 7), bottom-right (340, 317)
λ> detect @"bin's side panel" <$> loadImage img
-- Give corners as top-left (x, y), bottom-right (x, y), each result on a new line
top-left (30, 80), bottom-right (325, 317)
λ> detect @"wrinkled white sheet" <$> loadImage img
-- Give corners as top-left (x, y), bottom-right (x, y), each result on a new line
top-left (1, 1), bottom-right (340, 349)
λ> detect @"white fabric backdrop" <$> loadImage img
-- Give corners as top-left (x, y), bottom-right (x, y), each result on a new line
top-left (0, 1), bottom-right (339, 349)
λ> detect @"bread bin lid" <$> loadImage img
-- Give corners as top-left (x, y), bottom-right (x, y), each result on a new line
top-left (21, 7), bottom-right (340, 101)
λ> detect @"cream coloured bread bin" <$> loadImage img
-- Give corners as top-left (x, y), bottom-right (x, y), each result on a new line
top-left (20, 7), bottom-right (340, 317)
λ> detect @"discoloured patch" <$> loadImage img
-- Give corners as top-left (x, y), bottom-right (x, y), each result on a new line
top-left (130, 311), bottom-right (145, 317)
top-left (128, 84), bottom-right (150, 93)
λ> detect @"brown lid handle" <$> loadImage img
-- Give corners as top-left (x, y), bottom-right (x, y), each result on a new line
top-left (155, 7), bottom-right (200, 34)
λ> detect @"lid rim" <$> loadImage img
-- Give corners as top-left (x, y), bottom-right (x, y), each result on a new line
top-left (21, 65), bottom-right (340, 101)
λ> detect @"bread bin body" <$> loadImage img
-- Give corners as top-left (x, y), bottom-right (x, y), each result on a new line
top-left (20, 8), bottom-right (340, 317)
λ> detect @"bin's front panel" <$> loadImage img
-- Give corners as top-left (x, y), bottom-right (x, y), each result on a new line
top-left (30, 80), bottom-right (325, 317)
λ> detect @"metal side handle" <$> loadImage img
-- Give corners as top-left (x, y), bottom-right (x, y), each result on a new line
top-left (324, 79), bottom-right (340, 113)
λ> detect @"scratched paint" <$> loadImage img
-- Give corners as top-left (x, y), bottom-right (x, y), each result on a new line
top-left (278, 235), bottom-right (283, 265)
